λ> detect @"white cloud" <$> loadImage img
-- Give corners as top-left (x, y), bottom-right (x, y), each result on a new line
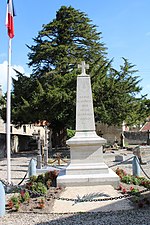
top-left (0, 61), bottom-right (26, 94)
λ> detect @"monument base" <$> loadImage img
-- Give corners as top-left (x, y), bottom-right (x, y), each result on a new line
top-left (57, 131), bottom-right (119, 188)
top-left (57, 167), bottom-right (119, 188)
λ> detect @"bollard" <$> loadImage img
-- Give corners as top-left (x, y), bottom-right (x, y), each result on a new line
top-left (132, 156), bottom-right (140, 176)
top-left (44, 146), bottom-right (48, 166)
top-left (28, 159), bottom-right (36, 178)
top-left (36, 155), bottom-right (42, 169)
top-left (0, 181), bottom-right (5, 217)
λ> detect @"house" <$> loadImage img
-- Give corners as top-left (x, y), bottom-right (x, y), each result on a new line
top-left (0, 118), bottom-right (49, 158)
top-left (140, 122), bottom-right (150, 131)
top-left (139, 117), bottom-right (150, 145)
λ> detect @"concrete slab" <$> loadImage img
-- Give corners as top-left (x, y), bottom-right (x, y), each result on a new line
top-left (57, 168), bottom-right (119, 188)
top-left (115, 154), bottom-right (134, 162)
top-left (52, 185), bottom-right (134, 213)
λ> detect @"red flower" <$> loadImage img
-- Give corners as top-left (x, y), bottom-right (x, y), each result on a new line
top-left (122, 188), bottom-right (127, 194)
top-left (117, 184), bottom-right (123, 190)
top-left (130, 186), bottom-right (134, 191)
top-left (20, 190), bottom-right (25, 197)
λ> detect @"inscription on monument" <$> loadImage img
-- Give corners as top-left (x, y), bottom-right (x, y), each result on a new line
top-left (76, 76), bottom-right (95, 131)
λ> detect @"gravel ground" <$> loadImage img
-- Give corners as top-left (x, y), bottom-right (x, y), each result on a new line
top-left (1, 209), bottom-right (150, 225)
top-left (0, 149), bottom-right (150, 225)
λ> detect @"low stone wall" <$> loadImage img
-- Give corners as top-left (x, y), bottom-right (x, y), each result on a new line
top-left (96, 123), bottom-right (121, 144)
top-left (133, 145), bottom-right (150, 157)
top-left (124, 131), bottom-right (149, 145)
top-left (0, 134), bottom-right (36, 158)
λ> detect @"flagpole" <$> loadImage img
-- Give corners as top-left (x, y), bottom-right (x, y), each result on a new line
top-left (6, 37), bottom-right (12, 184)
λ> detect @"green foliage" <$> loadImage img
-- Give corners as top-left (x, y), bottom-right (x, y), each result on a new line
top-left (121, 175), bottom-right (132, 184)
top-left (2, 5), bottom-right (149, 137)
top-left (26, 181), bottom-right (47, 195)
top-left (67, 129), bottom-right (75, 139)
top-left (10, 195), bottom-right (19, 205)
top-left (130, 186), bottom-right (140, 195)
top-left (35, 182), bottom-right (47, 195)
top-left (26, 170), bottom-right (59, 193)
top-left (93, 58), bottom-right (149, 126)
top-left (19, 190), bottom-right (30, 203)
top-left (131, 177), bottom-right (141, 185)
top-left (29, 175), bottom-right (37, 182)
top-left (37, 174), bottom-right (45, 183)
top-left (116, 167), bottom-right (150, 189)
top-left (6, 6), bottom-right (107, 131)
top-left (9, 195), bottom-right (20, 211)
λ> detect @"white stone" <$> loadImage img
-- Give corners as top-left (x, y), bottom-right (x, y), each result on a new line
top-left (58, 169), bottom-right (119, 188)
top-left (57, 61), bottom-right (119, 187)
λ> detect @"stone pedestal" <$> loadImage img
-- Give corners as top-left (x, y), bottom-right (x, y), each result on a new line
top-left (57, 61), bottom-right (119, 187)
top-left (57, 133), bottom-right (119, 187)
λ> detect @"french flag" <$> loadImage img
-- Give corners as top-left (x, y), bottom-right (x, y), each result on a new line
top-left (6, 0), bottom-right (15, 39)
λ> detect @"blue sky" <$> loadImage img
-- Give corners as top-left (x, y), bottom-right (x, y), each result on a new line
top-left (0, 0), bottom-right (150, 98)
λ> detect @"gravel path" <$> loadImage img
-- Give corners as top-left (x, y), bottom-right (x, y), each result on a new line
top-left (0, 150), bottom-right (150, 224)
top-left (1, 209), bottom-right (150, 225)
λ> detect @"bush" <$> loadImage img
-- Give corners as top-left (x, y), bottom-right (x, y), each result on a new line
top-left (67, 129), bottom-right (75, 139)
top-left (131, 176), bottom-right (141, 185)
top-left (19, 190), bottom-right (30, 203)
top-left (8, 195), bottom-right (20, 211)
top-left (26, 181), bottom-right (47, 195)
top-left (116, 167), bottom-right (150, 189)
top-left (26, 170), bottom-right (59, 195)
top-left (121, 175), bottom-right (132, 184)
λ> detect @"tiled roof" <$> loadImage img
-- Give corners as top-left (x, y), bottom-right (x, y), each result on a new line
top-left (140, 121), bottom-right (150, 131)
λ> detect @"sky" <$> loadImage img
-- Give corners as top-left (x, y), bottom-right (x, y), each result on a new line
top-left (0, 0), bottom-right (150, 98)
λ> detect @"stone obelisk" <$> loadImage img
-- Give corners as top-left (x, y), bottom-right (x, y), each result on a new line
top-left (57, 61), bottom-right (119, 187)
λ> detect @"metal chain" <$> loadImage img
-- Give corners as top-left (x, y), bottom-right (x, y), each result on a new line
top-left (135, 156), bottom-right (150, 180)
top-left (109, 156), bottom-right (134, 168)
top-left (0, 178), bottom-right (12, 187)
top-left (1, 155), bottom-right (150, 203)
top-left (53, 188), bottom-right (149, 202)
top-left (17, 157), bottom-right (34, 185)
top-left (14, 184), bottom-right (150, 203)
top-left (1, 176), bottom-right (149, 203)
top-left (109, 155), bottom-right (150, 180)
top-left (10, 184), bottom-right (149, 202)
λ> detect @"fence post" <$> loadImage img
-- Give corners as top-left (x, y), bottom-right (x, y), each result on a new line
top-left (44, 146), bottom-right (48, 166)
top-left (28, 159), bottom-right (36, 178)
top-left (0, 181), bottom-right (5, 217)
top-left (132, 156), bottom-right (140, 176)
top-left (37, 130), bottom-right (42, 169)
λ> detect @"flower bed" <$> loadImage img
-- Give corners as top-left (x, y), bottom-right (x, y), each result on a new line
top-left (116, 167), bottom-right (150, 208)
top-left (6, 170), bottom-right (63, 212)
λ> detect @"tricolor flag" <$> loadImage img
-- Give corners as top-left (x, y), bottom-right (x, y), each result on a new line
top-left (6, 0), bottom-right (15, 39)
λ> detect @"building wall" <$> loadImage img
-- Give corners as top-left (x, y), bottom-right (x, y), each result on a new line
top-left (96, 123), bottom-right (150, 146)
top-left (96, 122), bottom-right (122, 145)
top-left (0, 118), bottom-right (49, 158)
top-left (124, 131), bottom-right (149, 145)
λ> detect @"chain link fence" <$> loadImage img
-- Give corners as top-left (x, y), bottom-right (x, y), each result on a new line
top-left (0, 155), bottom-right (149, 204)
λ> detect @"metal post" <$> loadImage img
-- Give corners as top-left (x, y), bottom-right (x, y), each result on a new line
top-left (44, 146), bottom-right (48, 166)
top-left (28, 159), bottom-right (36, 177)
top-left (6, 38), bottom-right (12, 184)
top-left (132, 156), bottom-right (140, 176)
top-left (37, 130), bottom-right (42, 169)
top-left (48, 129), bottom-right (52, 156)
top-left (0, 181), bottom-right (5, 217)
